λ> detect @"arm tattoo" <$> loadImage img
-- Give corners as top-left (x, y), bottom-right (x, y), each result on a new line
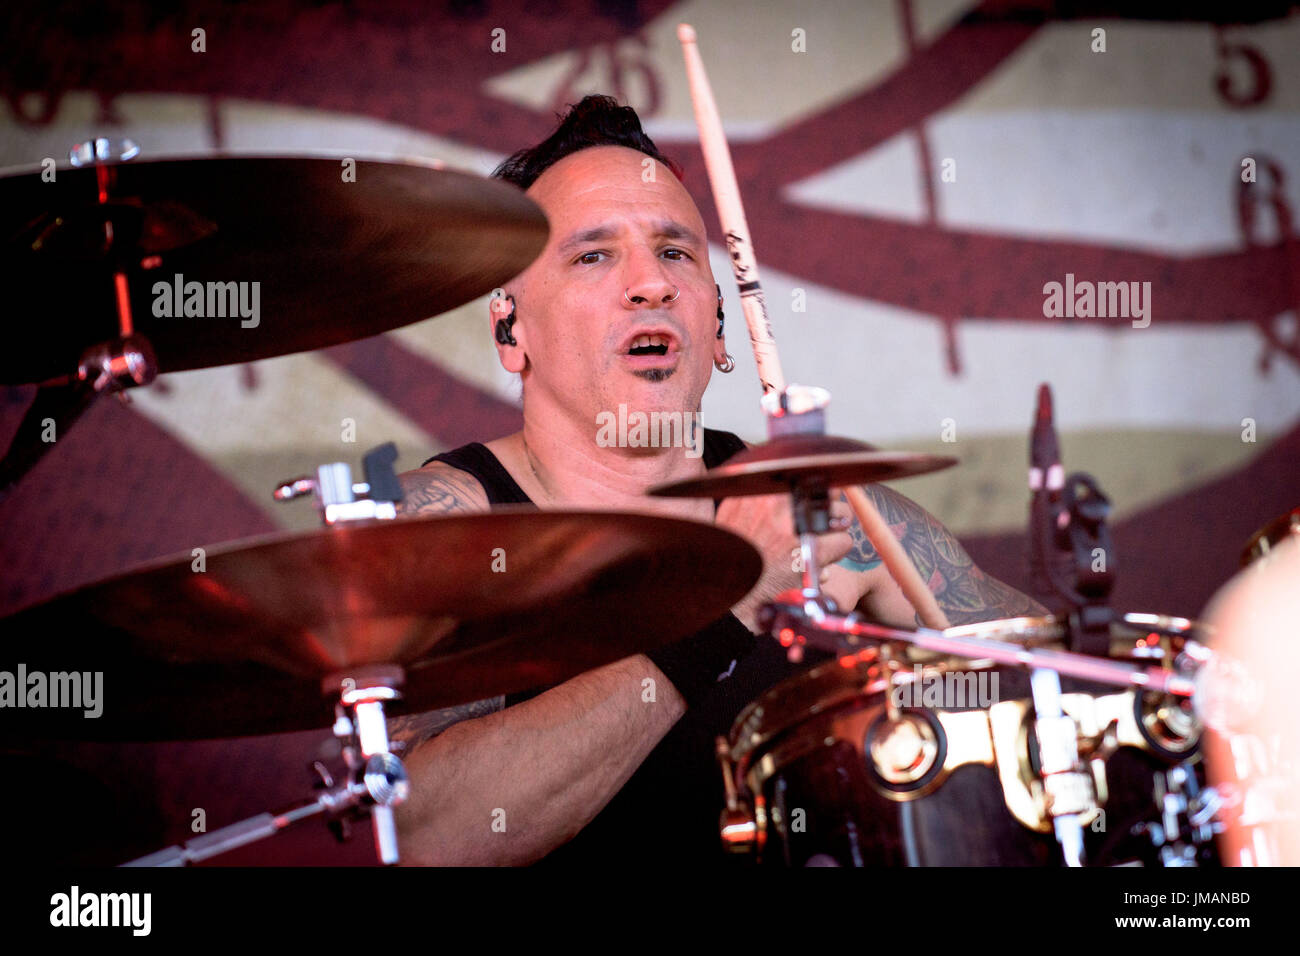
top-left (388, 466), bottom-right (495, 751)
top-left (397, 465), bottom-right (487, 517)
top-left (387, 696), bottom-right (505, 754)
top-left (845, 484), bottom-right (1048, 626)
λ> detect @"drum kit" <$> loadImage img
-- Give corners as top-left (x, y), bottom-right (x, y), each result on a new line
top-left (648, 385), bottom-right (1243, 869)
top-left (1, 80), bottom-right (1295, 867)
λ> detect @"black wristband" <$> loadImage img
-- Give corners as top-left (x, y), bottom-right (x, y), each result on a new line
top-left (646, 612), bottom-right (757, 709)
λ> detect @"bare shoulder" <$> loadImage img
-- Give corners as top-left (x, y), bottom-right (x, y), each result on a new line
top-left (397, 460), bottom-right (491, 516)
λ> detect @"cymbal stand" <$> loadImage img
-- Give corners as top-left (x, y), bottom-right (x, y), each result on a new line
top-left (759, 385), bottom-right (840, 664)
top-left (274, 442), bottom-right (403, 524)
top-left (124, 449), bottom-right (412, 866)
top-left (122, 667), bottom-right (409, 866)
top-left (0, 138), bottom-right (156, 501)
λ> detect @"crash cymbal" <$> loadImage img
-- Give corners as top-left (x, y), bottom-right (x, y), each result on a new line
top-left (0, 157), bottom-right (548, 384)
top-left (0, 510), bottom-right (760, 741)
top-left (648, 434), bottom-right (957, 499)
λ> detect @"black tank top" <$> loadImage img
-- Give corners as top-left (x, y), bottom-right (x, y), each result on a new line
top-left (423, 428), bottom-right (806, 866)
top-left (423, 427), bottom-right (746, 510)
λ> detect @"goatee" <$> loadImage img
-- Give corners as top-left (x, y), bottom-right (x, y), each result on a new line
top-left (633, 368), bottom-right (676, 383)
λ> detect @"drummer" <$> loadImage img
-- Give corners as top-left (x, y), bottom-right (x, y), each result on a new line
top-left (390, 95), bottom-right (1045, 865)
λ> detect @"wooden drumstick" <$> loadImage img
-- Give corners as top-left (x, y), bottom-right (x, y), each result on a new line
top-left (679, 23), bottom-right (946, 631)
top-left (845, 485), bottom-right (952, 630)
top-left (677, 23), bottom-right (785, 396)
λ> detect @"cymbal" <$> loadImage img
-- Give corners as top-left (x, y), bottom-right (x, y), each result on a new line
top-left (648, 434), bottom-right (957, 498)
top-left (0, 510), bottom-right (760, 741)
top-left (0, 157), bottom-right (548, 384)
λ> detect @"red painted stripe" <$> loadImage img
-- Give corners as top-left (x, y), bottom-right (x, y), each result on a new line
top-left (323, 335), bottom-right (522, 450)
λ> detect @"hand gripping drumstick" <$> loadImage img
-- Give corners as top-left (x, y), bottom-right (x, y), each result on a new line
top-left (678, 23), bottom-right (950, 631)
top-left (677, 23), bottom-right (785, 397)
top-left (844, 485), bottom-right (951, 630)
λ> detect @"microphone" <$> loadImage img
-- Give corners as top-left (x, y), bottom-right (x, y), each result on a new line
top-left (1026, 385), bottom-right (1117, 652)
top-left (1028, 384), bottom-right (1065, 597)
top-left (1029, 384), bottom-right (1064, 502)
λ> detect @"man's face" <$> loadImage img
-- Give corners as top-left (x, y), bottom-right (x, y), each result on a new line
top-left (497, 145), bottom-right (722, 430)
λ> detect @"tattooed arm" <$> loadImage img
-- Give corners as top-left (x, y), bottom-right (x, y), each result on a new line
top-left (389, 458), bottom-right (685, 865)
top-left (388, 697), bottom-right (505, 755)
top-left (389, 463), bottom-right (510, 837)
top-left (390, 461), bottom-right (496, 740)
top-left (397, 462), bottom-right (491, 517)
top-left (838, 483), bottom-right (1047, 627)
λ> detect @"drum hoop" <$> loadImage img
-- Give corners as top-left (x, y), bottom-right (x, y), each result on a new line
top-left (730, 611), bottom-right (1209, 768)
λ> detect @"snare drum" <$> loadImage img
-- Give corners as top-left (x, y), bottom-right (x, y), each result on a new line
top-left (719, 614), bottom-right (1212, 866)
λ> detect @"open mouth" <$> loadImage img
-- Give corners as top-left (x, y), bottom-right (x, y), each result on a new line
top-left (626, 334), bottom-right (672, 357)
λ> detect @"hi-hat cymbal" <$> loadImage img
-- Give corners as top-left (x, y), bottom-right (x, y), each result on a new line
top-left (0, 510), bottom-right (760, 741)
top-left (0, 157), bottom-right (548, 384)
top-left (648, 434), bottom-right (957, 499)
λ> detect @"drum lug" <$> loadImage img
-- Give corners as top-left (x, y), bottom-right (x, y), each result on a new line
top-left (716, 736), bottom-right (759, 853)
top-left (1136, 690), bottom-right (1200, 758)
top-left (866, 710), bottom-right (944, 791)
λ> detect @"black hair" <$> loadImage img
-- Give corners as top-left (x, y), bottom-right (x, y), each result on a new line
top-left (492, 94), bottom-right (682, 189)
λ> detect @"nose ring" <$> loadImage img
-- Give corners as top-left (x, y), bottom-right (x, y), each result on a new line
top-left (625, 287), bottom-right (680, 304)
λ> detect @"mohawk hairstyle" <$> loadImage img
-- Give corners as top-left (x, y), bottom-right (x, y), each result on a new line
top-left (492, 94), bottom-right (683, 189)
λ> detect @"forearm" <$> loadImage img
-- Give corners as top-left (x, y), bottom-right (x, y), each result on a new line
top-left (395, 653), bottom-right (684, 866)
top-left (844, 483), bottom-right (1047, 627)
top-left (862, 560), bottom-right (1046, 627)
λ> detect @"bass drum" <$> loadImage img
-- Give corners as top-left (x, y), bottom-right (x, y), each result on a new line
top-left (720, 623), bottom-right (1209, 867)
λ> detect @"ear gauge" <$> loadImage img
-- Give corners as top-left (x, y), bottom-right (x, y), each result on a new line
top-left (493, 295), bottom-right (518, 346)
top-left (715, 283), bottom-right (725, 339)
